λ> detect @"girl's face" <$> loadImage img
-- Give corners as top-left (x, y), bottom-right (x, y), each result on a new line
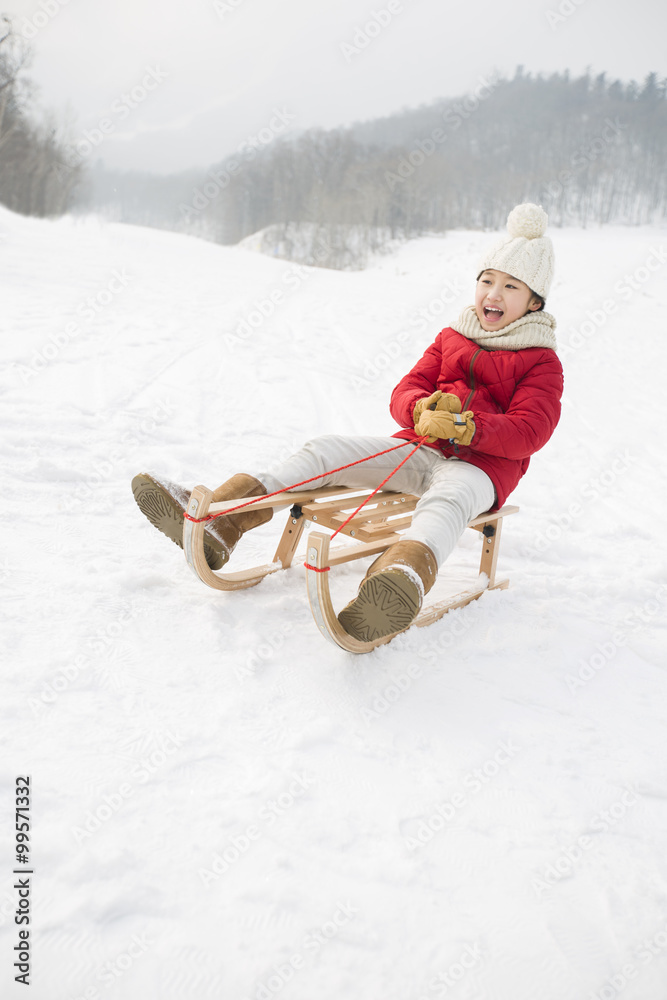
top-left (474, 269), bottom-right (542, 330)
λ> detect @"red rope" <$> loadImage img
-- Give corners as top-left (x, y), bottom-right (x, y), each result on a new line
top-left (183, 437), bottom-right (427, 523)
top-left (303, 437), bottom-right (429, 574)
top-left (329, 437), bottom-right (427, 540)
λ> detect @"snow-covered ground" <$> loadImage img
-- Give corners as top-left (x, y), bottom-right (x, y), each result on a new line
top-left (1, 205), bottom-right (666, 1000)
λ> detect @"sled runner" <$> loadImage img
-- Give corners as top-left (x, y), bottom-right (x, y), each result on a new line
top-left (183, 485), bottom-right (518, 653)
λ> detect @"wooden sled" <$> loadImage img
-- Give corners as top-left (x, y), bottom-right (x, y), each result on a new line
top-left (183, 485), bottom-right (518, 653)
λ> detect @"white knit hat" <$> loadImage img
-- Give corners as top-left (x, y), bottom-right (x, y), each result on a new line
top-left (477, 203), bottom-right (555, 299)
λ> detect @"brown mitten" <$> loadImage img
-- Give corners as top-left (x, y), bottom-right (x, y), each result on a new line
top-left (415, 408), bottom-right (476, 446)
top-left (413, 390), bottom-right (462, 424)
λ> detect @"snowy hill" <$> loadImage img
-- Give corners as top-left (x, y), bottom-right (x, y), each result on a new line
top-left (1, 206), bottom-right (667, 1000)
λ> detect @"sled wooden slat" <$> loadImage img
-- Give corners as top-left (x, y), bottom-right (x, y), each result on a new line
top-left (342, 497), bottom-right (419, 522)
top-left (326, 500), bottom-right (418, 527)
top-left (414, 578), bottom-right (509, 629)
top-left (183, 484), bottom-right (518, 648)
top-left (329, 514), bottom-right (414, 541)
top-left (296, 492), bottom-right (417, 518)
top-left (327, 535), bottom-right (402, 565)
top-left (207, 487), bottom-right (387, 516)
top-left (469, 504), bottom-right (519, 528)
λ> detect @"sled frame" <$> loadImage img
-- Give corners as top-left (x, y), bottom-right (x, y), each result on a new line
top-left (183, 485), bottom-right (518, 652)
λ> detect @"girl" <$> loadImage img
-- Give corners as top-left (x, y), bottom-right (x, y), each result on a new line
top-left (133, 203), bottom-right (563, 642)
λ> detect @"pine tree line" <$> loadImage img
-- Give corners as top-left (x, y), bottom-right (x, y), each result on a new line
top-left (192, 69), bottom-right (667, 267)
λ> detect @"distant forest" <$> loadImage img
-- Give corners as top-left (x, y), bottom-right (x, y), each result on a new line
top-left (2, 46), bottom-right (665, 269)
top-left (79, 68), bottom-right (667, 268)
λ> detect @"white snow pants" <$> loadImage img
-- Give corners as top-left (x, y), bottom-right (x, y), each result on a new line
top-left (254, 434), bottom-right (496, 568)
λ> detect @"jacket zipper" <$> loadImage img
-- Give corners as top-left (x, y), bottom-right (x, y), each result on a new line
top-left (453, 348), bottom-right (482, 454)
top-left (462, 348), bottom-right (482, 412)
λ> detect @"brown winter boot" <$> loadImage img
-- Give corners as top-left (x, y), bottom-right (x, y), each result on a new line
top-left (208, 473), bottom-right (273, 564)
top-left (337, 540), bottom-right (438, 642)
top-left (131, 472), bottom-right (272, 570)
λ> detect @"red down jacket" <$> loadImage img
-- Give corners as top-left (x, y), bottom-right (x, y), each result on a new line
top-left (390, 327), bottom-right (564, 509)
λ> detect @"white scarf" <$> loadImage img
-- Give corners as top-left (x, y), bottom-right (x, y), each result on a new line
top-left (451, 305), bottom-right (558, 352)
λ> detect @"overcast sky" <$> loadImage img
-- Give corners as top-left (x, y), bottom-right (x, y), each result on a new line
top-left (6, 0), bottom-right (666, 174)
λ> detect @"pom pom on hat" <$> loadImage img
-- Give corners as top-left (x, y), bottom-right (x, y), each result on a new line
top-left (477, 202), bottom-right (555, 299)
top-left (506, 203), bottom-right (548, 240)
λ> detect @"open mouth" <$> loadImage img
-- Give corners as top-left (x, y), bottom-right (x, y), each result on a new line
top-left (483, 307), bottom-right (504, 323)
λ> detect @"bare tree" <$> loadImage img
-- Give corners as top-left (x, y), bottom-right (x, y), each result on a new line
top-left (0, 17), bottom-right (84, 217)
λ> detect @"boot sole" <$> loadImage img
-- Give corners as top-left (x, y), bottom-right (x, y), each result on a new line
top-left (338, 569), bottom-right (421, 642)
top-left (131, 473), bottom-right (227, 570)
